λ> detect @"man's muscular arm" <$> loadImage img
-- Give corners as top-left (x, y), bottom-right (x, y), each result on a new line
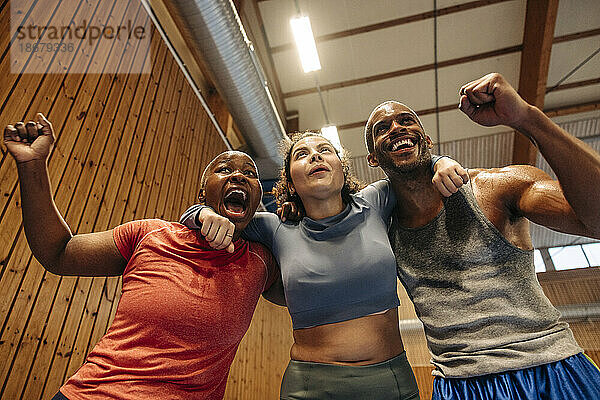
top-left (470, 166), bottom-right (599, 243)
top-left (511, 107), bottom-right (600, 236)
top-left (460, 73), bottom-right (600, 238)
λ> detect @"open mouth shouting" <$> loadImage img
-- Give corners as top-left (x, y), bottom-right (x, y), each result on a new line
top-left (222, 187), bottom-right (249, 220)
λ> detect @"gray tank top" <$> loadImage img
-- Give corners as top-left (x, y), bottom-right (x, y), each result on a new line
top-left (389, 181), bottom-right (582, 378)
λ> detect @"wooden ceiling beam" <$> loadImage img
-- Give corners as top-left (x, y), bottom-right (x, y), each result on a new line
top-left (282, 27), bottom-right (599, 99)
top-left (270, 0), bottom-right (512, 54)
top-left (552, 27), bottom-right (600, 43)
top-left (546, 77), bottom-right (600, 93)
top-left (512, 0), bottom-right (559, 165)
top-left (545, 100), bottom-right (600, 118)
top-left (337, 105), bottom-right (458, 131)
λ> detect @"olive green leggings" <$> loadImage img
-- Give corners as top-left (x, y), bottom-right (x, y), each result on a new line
top-left (280, 351), bottom-right (420, 400)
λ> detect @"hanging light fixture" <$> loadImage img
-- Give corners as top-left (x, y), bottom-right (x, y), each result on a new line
top-left (290, 15), bottom-right (321, 73)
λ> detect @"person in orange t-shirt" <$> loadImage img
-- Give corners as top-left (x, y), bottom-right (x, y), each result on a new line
top-left (4, 114), bottom-right (282, 399)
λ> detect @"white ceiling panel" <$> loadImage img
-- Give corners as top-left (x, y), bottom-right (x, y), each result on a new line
top-left (434, 109), bottom-right (509, 144)
top-left (545, 85), bottom-right (600, 110)
top-left (436, 1), bottom-right (525, 61)
top-left (347, 19), bottom-right (435, 78)
top-left (554, 0), bottom-right (600, 36)
top-left (338, 126), bottom-right (368, 157)
top-left (271, 51), bottom-right (317, 92)
top-left (353, 70), bottom-right (438, 115)
top-left (272, 38), bottom-right (365, 93)
top-left (547, 36), bottom-right (600, 86)
top-left (436, 53), bottom-right (522, 104)
top-left (259, 0), bottom-right (435, 48)
top-left (284, 92), bottom-right (328, 130)
top-left (552, 109), bottom-right (600, 125)
top-left (257, 1), bottom-right (298, 47)
top-left (316, 87), bottom-right (365, 126)
top-left (342, 0), bottom-right (430, 29)
top-left (273, 19), bottom-right (439, 94)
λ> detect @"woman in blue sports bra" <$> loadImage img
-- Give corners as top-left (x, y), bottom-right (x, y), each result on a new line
top-left (181, 131), bottom-right (464, 400)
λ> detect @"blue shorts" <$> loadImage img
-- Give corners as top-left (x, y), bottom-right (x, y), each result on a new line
top-left (432, 353), bottom-right (600, 400)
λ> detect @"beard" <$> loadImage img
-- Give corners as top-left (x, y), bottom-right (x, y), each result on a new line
top-left (378, 138), bottom-right (432, 179)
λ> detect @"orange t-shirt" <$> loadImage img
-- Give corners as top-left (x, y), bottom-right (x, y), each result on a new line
top-left (60, 219), bottom-right (277, 400)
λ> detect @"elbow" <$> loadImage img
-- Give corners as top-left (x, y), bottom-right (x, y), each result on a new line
top-left (32, 253), bottom-right (70, 276)
top-left (38, 260), bottom-right (65, 276)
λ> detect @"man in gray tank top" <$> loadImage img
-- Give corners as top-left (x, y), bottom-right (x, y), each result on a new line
top-left (364, 73), bottom-right (600, 399)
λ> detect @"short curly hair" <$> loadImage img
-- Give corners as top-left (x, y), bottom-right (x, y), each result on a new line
top-left (272, 131), bottom-right (363, 215)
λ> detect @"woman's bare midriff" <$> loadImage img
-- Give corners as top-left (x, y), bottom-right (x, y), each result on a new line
top-left (290, 308), bottom-right (404, 365)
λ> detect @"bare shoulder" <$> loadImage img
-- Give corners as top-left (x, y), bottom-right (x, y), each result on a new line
top-left (468, 165), bottom-right (554, 214)
top-left (470, 165), bottom-right (551, 192)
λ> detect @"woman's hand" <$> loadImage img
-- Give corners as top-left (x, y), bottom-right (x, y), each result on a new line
top-left (198, 207), bottom-right (236, 253)
top-left (4, 113), bottom-right (55, 164)
top-left (432, 157), bottom-right (469, 197)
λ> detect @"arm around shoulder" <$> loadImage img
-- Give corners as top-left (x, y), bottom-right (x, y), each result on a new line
top-left (262, 273), bottom-right (287, 307)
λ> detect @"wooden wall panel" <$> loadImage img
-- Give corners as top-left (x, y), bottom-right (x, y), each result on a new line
top-left (539, 268), bottom-right (600, 367)
top-left (224, 300), bottom-right (293, 400)
top-left (413, 366), bottom-right (435, 400)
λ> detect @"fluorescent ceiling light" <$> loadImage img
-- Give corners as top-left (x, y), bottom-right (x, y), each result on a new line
top-left (290, 16), bottom-right (321, 73)
top-left (321, 125), bottom-right (341, 151)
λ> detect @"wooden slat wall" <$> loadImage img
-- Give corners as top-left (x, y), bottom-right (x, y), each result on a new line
top-left (539, 267), bottom-right (600, 368)
top-left (225, 300), bottom-right (293, 400)
top-left (0, 0), bottom-right (295, 398)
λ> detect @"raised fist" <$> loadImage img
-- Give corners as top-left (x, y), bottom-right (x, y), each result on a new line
top-left (458, 73), bottom-right (531, 129)
top-left (4, 113), bottom-right (55, 164)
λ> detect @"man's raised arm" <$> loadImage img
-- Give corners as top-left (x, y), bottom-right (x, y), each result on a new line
top-left (459, 73), bottom-right (600, 237)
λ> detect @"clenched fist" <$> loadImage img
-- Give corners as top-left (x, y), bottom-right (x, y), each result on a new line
top-left (4, 113), bottom-right (55, 164)
top-left (458, 73), bottom-right (531, 130)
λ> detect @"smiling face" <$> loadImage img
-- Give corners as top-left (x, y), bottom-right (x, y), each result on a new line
top-left (366, 102), bottom-right (433, 174)
top-left (200, 151), bottom-right (262, 232)
top-left (288, 136), bottom-right (345, 204)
